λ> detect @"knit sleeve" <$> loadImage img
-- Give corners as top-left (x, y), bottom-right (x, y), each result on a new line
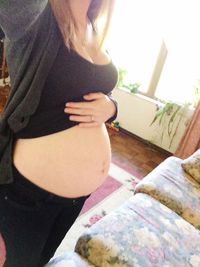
top-left (0, 0), bottom-right (47, 40)
top-left (106, 92), bottom-right (118, 123)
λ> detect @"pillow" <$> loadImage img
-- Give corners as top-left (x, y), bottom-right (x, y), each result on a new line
top-left (181, 149), bottom-right (200, 183)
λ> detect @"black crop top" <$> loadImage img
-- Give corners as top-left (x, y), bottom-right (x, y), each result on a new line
top-left (14, 41), bottom-right (118, 139)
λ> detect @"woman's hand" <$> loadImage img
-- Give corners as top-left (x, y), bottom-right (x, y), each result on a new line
top-left (64, 92), bottom-right (116, 128)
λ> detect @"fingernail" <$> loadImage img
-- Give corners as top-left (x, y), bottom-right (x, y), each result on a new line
top-left (66, 102), bottom-right (72, 106)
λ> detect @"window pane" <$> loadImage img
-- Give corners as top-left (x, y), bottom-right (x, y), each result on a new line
top-left (155, 52), bottom-right (198, 104)
top-left (155, 0), bottom-right (200, 104)
top-left (106, 0), bottom-right (163, 93)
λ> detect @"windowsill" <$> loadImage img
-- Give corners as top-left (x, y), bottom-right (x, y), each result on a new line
top-left (116, 86), bottom-right (196, 111)
top-left (116, 87), bottom-right (161, 106)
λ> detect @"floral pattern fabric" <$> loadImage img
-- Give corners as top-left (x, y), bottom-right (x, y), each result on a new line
top-left (134, 156), bottom-right (200, 229)
top-left (46, 251), bottom-right (94, 267)
top-left (181, 149), bottom-right (200, 183)
top-left (75, 193), bottom-right (200, 267)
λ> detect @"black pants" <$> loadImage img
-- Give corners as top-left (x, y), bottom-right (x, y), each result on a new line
top-left (0, 163), bottom-right (90, 267)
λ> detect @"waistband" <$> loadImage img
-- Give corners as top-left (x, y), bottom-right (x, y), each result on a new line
top-left (11, 162), bottom-right (90, 205)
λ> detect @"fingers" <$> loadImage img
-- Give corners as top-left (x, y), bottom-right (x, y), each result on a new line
top-left (64, 92), bottom-right (107, 128)
top-left (69, 115), bottom-right (94, 122)
top-left (64, 107), bottom-right (92, 115)
top-left (65, 92), bottom-right (105, 108)
top-left (64, 104), bottom-right (98, 126)
top-left (83, 92), bottom-right (104, 100)
top-left (69, 115), bottom-right (100, 127)
top-left (65, 101), bottom-right (93, 109)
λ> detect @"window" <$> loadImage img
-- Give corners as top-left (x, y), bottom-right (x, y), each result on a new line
top-left (106, 0), bottom-right (200, 105)
top-left (155, 0), bottom-right (200, 104)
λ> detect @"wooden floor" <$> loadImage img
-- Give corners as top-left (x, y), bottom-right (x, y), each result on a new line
top-left (107, 127), bottom-right (171, 178)
top-left (0, 84), bottom-right (9, 113)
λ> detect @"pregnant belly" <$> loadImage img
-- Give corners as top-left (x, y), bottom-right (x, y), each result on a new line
top-left (12, 123), bottom-right (111, 197)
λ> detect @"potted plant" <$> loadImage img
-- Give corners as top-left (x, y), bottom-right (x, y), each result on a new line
top-left (117, 68), bottom-right (140, 94)
top-left (150, 100), bottom-right (191, 149)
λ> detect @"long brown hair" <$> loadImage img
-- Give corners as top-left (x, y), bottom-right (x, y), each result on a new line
top-left (50, 0), bottom-right (116, 52)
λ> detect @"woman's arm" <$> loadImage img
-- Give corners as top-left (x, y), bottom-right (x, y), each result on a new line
top-left (0, 0), bottom-right (47, 40)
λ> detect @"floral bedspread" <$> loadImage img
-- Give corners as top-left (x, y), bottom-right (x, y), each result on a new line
top-left (46, 251), bottom-right (94, 267)
top-left (75, 193), bottom-right (200, 267)
top-left (134, 156), bottom-right (200, 230)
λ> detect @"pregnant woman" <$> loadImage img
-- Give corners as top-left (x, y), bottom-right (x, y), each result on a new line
top-left (0, 0), bottom-right (118, 266)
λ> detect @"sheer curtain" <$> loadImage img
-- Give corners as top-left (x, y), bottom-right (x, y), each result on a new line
top-left (175, 101), bottom-right (200, 159)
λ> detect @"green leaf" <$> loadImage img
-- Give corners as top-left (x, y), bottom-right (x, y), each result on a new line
top-left (167, 105), bottom-right (181, 136)
top-left (150, 108), bottom-right (164, 126)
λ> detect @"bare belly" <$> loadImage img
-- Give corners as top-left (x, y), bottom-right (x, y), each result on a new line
top-left (12, 123), bottom-right (111, 198)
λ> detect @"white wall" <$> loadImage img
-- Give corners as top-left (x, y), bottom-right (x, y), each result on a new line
top-left (112, 88), bottom-right (194, 153)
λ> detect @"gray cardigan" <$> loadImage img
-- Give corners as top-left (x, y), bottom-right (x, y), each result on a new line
top-left (0, 0), bottom-right (118, 184)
